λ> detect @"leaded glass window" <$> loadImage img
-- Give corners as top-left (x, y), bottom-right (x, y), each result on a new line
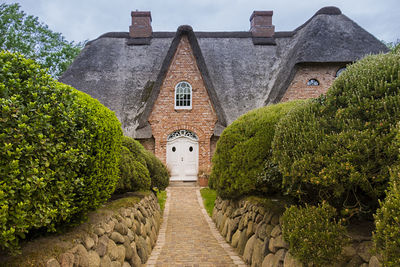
top-left (175, 81), bottom-right (192, 109)
top-left (167, 130), bottom-right (198, 141)
top-left (307, 79), bottom-right (320, 86)
top-left (336, 67), bottom-right (346, 77)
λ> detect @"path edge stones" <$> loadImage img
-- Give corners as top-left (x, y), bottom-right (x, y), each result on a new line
top-left (145, 188), bottom-right (171, 266)
top-left (196, 189), bottom-right (248, 267)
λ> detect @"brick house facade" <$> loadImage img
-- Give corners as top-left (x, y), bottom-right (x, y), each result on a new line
top-left (61, 6), bottom-right (388, 181)
top-left (149, 36), bottom-right (218, 172)
top-left (281, 63), bottom-right (345, 102)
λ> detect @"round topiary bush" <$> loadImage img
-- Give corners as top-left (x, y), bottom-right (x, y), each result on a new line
top-left (143, 150), bottom-right (169, 191)
top-left (374, 165), bottom-right (400, 266)
top-left (282, 202), bottom-right (349, 266)
top-left (0, 51), bottom-right (122, 251)
top-left (273, 52), bottom-right (400, 217)
top-left (209, 101), bottom-right (302, 199)
top-left (115, 137), bottom-right (151, 193)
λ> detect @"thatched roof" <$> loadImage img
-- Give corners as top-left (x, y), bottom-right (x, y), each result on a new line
top-left (60, 6), bottom-right (388, 138)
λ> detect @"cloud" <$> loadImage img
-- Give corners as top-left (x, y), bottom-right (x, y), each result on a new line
top-left (4, 0), bottom-right (400, 42)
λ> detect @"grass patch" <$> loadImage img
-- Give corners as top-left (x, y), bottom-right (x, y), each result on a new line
top-left (157, 190), bottom-right (167, 212)
top-left (200, 188), bottom-right (217, 216)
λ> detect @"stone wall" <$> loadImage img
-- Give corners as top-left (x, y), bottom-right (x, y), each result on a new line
top-left (212, 197), bottom-right (382, 267)
top-left (45, 194), bottom-right (161, 267)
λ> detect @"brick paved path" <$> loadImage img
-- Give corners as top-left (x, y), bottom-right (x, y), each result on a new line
top-left (146, 184), bottom-right (247, 267)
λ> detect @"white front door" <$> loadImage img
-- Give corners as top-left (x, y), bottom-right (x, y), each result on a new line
top-left (166, 136), bottom-right (198, 181)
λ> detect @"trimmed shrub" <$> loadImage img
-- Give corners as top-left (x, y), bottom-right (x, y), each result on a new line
top-left (0, 51), bottom-right (122, 251)
top-left (115, 137), bottom-right (151, 193)
top-left (115, 146), bottom-right (151, 193)
top-left (121, 136), bottom-right (148, 167)
top-left (209, 101), bottom-right (302, 199)
top-left (374, 166), bottom-right (400, 266)
top-left (282, 202), bottom-right (349, 266)
top-left (143, 150), bottom-right (169, 190)
top-left (273, 52), bottom-right (400, 216)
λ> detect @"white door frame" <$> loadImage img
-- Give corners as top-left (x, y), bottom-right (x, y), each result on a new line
top-left (166, 130), bottom-right (199, 181)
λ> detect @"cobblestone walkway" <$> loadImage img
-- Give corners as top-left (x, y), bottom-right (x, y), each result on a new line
top-left (146, 184), bottom-right (247, 267)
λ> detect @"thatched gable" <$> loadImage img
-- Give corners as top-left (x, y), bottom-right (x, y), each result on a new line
top-left (60, 6), bottom-right (388, 138)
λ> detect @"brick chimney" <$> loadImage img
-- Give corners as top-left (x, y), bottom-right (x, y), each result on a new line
top-left (250, 11), bottom-right (275, 38)
top-left (129, 11), bottom-right (152, 38)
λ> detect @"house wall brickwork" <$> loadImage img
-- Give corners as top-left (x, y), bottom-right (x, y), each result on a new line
top-left (148, 35), bottom-right (218, 172)
top-left (281, 63), bottom-right (345, 102)
top-left (146, 46), bottom-right (346, 176)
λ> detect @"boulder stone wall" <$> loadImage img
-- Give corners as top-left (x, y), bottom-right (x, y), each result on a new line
top-left (44, 193), bottom-right (161, 267)
top-left (212, 197), bottom-right (382, 267)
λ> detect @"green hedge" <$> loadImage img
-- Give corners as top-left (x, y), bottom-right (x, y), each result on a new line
top-left (209, 101), bottom-right (302, 199)
top-left (282, 202), bottom-right (349, 266)
top-left (115, 137), bottom-right (151, 193)
top-left (116, 146), bottom-right (151, 193)
top-left (115, 136), bottom-right (169, 193)
top-left (0, 51), bottom-right (122, 251)
top-left (374, 165), bottom-right (400, 266)
top-left (273, 52), bottom-right (400, 217)
top-left (143, 149), bottom-right (169, 191)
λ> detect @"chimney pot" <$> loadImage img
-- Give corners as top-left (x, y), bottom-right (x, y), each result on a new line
top-left (250, 11), bottom-right (275, 38)
top-left (129, 11), bottom-right (152, 38)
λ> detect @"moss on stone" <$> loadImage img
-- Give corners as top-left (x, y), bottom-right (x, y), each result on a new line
top-left (244, 196), bottom-right (288, 215)
top-left (0, 191), bottom-right (152, 266)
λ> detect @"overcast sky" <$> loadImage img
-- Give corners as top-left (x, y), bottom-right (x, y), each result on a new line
top-left (4, 0), bottom-right (400, 44)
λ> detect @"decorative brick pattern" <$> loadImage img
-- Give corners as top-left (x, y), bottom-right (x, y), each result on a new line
top-left (281, 63), bottom-right (345, 102)
top-left (149, 35), bottom-right (218, 172)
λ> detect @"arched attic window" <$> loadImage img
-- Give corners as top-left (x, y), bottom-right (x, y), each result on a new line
top-left (336, 67), bottom-right (346, 78)
top-left (175, 81), bottom-right (192, 109)
top-left (307, 79), bottom-right (320, 86)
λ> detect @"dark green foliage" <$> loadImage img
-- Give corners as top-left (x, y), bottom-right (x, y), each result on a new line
top-left (0, 51), bottom-right (122, 252)
top-left (122, 136), bottom-right (147, 166)
top-left (143, 150), bottom-right (169, 190)
top-left (374, 165), bottom-right (400, 266)
top-left (209, 101), bottom-right (302, 199)
top-left (273, 52), bottom-right (400, 217)
top-left (0, 3), bottom-right (83, 78)
top-left (115, 136), bottom-right (169, 193)
top-left (282, 202), bottom-right (349, 266)
top-left (115, 137), bottom-right (151, 193)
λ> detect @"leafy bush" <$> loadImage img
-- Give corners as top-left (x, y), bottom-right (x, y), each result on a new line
top-left (209, 101), bottom-right (302, 199)
top-left (121, 136), bottom-right (148, 166)
top-left (143, 150), bottom-right (169, 190)
top-left (115, 146), bottom-right (151, 193)
top-left (115, 137), bottom-right (151, 193)
top-left (273, 52), bottom-right (400, 217)
top-left (0, 51), bottom-right (122, 251)
top-left (282, 202), bottom-right (349, 266)
top-left (374, 166), bottom-right (400, 266)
